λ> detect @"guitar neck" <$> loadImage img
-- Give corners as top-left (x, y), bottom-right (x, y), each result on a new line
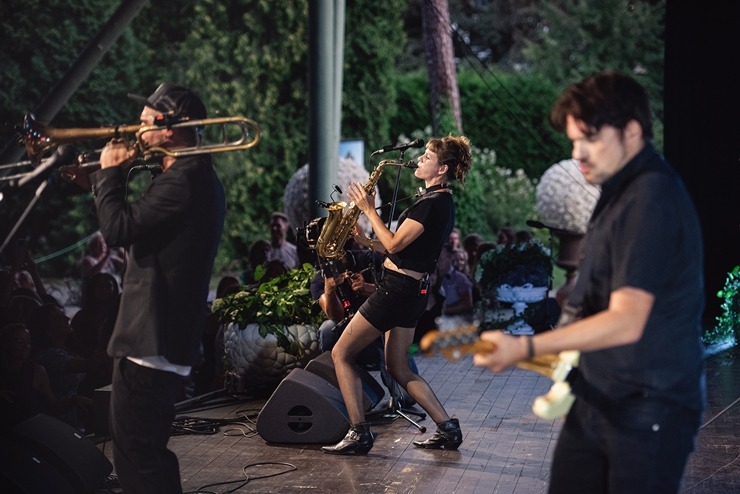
top-left (421, 329), bottom-right (563, 379)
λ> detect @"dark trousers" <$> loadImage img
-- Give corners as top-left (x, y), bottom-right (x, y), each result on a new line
top-left (549, 397), bottom-right (701, 494)
top-left (110, 357), bottom-right (185, 494)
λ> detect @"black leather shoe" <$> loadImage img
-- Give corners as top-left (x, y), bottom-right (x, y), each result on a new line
top-left (413, 418), bottom-right (462, 450)
top-left (321, 422), bottom-right (374, 455)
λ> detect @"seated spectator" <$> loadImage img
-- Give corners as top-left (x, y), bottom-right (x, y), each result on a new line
top-left (515, 229), bottom-right (533, 243)
top-left (267, 212), bottom-right (300, 269)
top-left (78, 232), bottom-right (124, 307)
top-left (437, 228), bottom-right (462, 278)
top-left (1, 239), bottom-right (49, 310)
top-left (462, 233), bottom-right (483, 278)
top-left (441, 249), bottom-right (474, 319)
top-left (0, 293), bottom-right (42, 328)
top-left (242, 239), bottom-right (271, 285)
top-left (496, 227), bottom-right (515, 245)
top-left (0, 323), bottom-right (77, 427)
top-left (29, 304), bottom-right (103, 429)
top-left (69, 272), bottom-right (119, 396)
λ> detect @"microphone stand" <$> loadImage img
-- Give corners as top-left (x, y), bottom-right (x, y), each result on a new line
top-left (367, 148), bottom-right (427, 433)
top-left (0, 178), bottom-right (51, 257)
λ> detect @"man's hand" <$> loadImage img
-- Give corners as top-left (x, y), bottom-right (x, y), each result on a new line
top-left (472, 330), bottom-right (529, 373)
top-left (100, 138), bottom-right (136, 169)
top-left (59, 164), bottom-right (93, 191)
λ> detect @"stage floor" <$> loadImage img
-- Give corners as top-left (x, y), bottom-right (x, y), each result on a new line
top-left (94, 344), bottom-right (740, 494)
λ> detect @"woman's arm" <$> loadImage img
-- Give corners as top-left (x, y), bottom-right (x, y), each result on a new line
top-left (346, 182), bottom-right (424, 253)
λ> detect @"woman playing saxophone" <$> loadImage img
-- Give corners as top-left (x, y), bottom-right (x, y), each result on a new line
top-left (322, 135), bottom-right (472, 456)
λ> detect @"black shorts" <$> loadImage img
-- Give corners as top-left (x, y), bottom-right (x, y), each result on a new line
top-left (358, 268), bottom-right (428, 332)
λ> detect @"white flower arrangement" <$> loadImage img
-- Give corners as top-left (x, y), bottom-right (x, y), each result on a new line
top-left (535, 159), bottom-right (601, 234)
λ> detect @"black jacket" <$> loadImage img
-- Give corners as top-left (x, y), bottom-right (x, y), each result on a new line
top-left (94, 155), bottom-right (225, 366)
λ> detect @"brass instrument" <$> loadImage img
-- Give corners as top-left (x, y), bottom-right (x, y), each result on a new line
top-left (314, 159), bottom-right (411, 260)
top-left (15, 112), bottom-right (261, 164)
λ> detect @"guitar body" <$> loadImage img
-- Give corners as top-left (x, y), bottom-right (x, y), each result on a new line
top-left (420, 327), bottom-right (580, 419)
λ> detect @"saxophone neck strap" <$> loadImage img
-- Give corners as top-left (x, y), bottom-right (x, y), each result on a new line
top-left (417, 183), bottom-right (449, 196)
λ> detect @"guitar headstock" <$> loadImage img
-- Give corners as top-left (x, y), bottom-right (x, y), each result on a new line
top-left (419, 325), bottom-right (496, 361)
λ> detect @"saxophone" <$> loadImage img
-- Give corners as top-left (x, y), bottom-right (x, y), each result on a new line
top-left (315, 159), bottom-right (408, 260)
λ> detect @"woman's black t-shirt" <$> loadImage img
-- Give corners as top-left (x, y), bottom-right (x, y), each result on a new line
top-left (387, 191), bottom-right (455, 273)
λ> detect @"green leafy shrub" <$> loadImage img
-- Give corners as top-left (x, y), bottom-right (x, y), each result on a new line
top-left (705, 265), bottom-right (740, 345)
top-left (211, 263), bottom-right (324, 354)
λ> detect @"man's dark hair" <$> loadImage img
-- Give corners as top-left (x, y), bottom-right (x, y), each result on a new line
top-left (550, 71), bottom-right (653, 140)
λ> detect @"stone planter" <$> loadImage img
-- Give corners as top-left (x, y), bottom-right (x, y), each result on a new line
top-left (223, 322), bottom-right (319, 388)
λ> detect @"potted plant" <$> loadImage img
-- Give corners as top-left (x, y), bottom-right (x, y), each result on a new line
top-left (211, 263), bottom-right (323, 387)
top-left (475, 239), bottom-right (552, 333)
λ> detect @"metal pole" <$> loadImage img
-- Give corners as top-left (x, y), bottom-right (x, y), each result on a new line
top-left (308, 0), bottom-right (343, 220)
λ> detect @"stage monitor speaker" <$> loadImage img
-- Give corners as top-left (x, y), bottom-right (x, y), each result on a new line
top-left (304, 351), bottom-right (384, 411)
top-left (0, 437), bottom-right (76, 494)
top-left (257, 368), bottom-right (349, 444)
top-left (3, 413), bottom-right (113, 493)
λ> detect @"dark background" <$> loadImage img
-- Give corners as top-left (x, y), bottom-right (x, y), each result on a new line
top-left (664, 2), bottom-right (740, 324)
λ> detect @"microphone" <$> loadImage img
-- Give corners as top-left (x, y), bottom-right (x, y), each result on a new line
top-left (371, 138), bottom-right (424, 156)
top-left (403, 160), bottom-right (418, 169)
top-left (16, 145), bottom-right (77, 187)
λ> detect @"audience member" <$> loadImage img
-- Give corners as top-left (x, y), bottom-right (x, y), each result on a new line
top-left (462, 233), bottom-right (483, 278)
top-left (78, 232), bottom-right (124, 306)
top-left (195, 275), bottom-right (240, 395)
top-left (242, 239), bottom-right (271, 285)
top-left (1, 239), bottom-right (49, 310)
top-left (436, 228), bottom-right (462, 278)
top-left (496, 227), bottom-right (515, 245)
top-left (0, 323), bottom-right (58, 425)
top-left (515, 229), bottom-right (534, 243)
top-left (69, 272), bottom-right (120, 397)
top-left (441, 249), bottom-right (474, 318)
top-left (29, 303), bottom-right (102, 429)
top-left (267, 212), bottom-right (300, 269)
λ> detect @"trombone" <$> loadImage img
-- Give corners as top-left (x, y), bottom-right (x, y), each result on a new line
top-left (1, 112), bottom-right (261, 181)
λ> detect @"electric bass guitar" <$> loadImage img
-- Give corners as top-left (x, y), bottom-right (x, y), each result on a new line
top-left (419, 326), bottom-right (580, 420)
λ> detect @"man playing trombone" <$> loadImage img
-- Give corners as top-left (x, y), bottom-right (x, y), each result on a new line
top-left (91, 83), bottom-right (225, 494)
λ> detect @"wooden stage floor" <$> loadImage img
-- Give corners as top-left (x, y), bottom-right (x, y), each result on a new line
top-left (94, 344), bottom-right (740, 494)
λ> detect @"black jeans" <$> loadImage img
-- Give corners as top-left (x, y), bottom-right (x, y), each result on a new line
top-left (110, 357), bottom-right (185, 494)
top-left (549, 397), bottom-right (701, 494)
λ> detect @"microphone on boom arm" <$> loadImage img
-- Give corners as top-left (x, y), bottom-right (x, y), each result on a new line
top-left (370, 138), bottom-right (424, 156)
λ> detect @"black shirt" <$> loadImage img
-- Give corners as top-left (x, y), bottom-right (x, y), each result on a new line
top-left (387, 191), bottom-right (455, 273)
top-left (568, 144), bottom-right (706, 411)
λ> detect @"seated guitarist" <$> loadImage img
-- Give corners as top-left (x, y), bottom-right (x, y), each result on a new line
top-left (474, 72), bottom-right (705, 494)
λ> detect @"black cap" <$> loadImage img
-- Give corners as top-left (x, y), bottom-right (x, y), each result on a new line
top-left (127, 83), bottom-right (207, 120)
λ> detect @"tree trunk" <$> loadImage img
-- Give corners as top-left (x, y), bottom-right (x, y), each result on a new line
top-left (421, 0), bottom-right (462, 134)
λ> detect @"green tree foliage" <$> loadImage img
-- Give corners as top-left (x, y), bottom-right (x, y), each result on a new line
top-left (0, 0), bottom-right (152, 277)
top-left (522, 0), bottom-right (665, 140)
top-left (392, 69), bottom-right (569, 178)
top-left (172, 0), bottom-right (310, 270)
top-left (343, 0), bottom-right (407, 165)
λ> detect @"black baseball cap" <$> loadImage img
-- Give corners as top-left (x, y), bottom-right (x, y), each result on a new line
top-left (127, 83), bottom-right (207, 120)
